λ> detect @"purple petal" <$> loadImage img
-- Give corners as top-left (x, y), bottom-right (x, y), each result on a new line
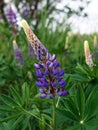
top-left (36, 81), bottom-right (43, 87)
top-left (57, 91), bottom-right (63, 96)
top-left (36, 70), bottom-right (43, 78)
top-left (34, 63), bottom-right (40, 69)
top-left (54, 61), bottom-right (60, 68)
top-left (40, 93), bottom-right (47, 99)
top-left (58, 70), bottom-right (65, 76)
top-left (58, 80), bottom-right (66, 85)
top-left (52, 82), bottom-right (56, 88)
top-left (39, 88), bottom-right (44, 93)
top-left (49, 94), bottom-right (54, 99)
top-left (52, 70), bottom-right (58, 75)
top-left (50, 54), bottom-right (56, 61)
top-left (62, 90), bottom-right (69, 96)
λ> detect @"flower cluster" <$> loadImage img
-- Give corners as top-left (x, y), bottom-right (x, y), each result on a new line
top-left (13, 40), bottom-right (24, 66)
top-left (6, 3), bottom-right (18, 35)
top-left (21, 20), bottom-right (68, 99)
top-left (34, 54), bottom-right (68, 99)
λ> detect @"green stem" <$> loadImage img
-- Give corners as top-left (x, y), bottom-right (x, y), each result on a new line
top-left (53, 98), bottom-right (56, 130)
top-left (56, 97), bottom-right (60, 108)
top-left (29, 122), bottom-right (31, 130)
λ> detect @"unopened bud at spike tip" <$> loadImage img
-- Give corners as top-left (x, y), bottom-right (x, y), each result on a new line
top-left (94, 35), bottom-right (97, 48)
top-left (84, 40), bottom-right (94, 68)
top-left (21, 19), bottom-right (29, 29)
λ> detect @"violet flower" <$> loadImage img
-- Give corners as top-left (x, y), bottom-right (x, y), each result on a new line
top-left (13, 40), bottom-right (24, 66)
top-left (34, 55), bottom-right (68, 99)
top-left (21, 20), bottom-right (68, 99)
top-left (7, 4), bottom-right (18, 35)
top-left (21, 2), bottom-right (30, 18)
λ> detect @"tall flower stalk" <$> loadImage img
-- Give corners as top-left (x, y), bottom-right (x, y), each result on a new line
top-left (94, 35), bottom-right (97, 49)
top-left (65, 36), bottom-right (69, 49)
top-left (6, 3), bottom-right (18, 36)
top-left (21, 19), bottom-right (68, 129)
top-left (13, 40), bottom-right (24, 66)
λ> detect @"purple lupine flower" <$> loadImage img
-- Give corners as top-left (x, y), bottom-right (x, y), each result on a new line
top-left (21, 20), bottom-right (68, 99)
top-left (13, 40), bottom-right (24, 66)
top-left (21, 2), bottom-right (30, 18)
top-left (34, 55), bottom-right (68, 99)
top-left (6, 4), bottom-right (18, 35)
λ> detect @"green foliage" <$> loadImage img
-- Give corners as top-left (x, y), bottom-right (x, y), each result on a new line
top-left (0, 5), bottom-right (98, 129)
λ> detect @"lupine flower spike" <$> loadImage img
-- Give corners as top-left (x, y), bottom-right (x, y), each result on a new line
top-left (21, 2), bottom-right (30, 18)
top-left (6, 3), bottom-right (18, 36)
top-left (94, 35), bottom-right (97, 49)
top-left (92, 35), bottom-right (98, 58)
top-left (65, 36), bottom-right (69, 49)
top-left (21, 20), bottom-right (49, 62)
top-left (84, 40), bottom-right (94, 68)
top-left (21, 19), bottom-right (68, 99)
top-left (13, 40), bottom-right (24, 66)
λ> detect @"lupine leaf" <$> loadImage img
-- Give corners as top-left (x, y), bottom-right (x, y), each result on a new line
top-left (0, 94), bottom-right (18, 107)
top-left (22, 82), bottom-right (29, 105)
top-left (65, 124), bottom-right (80, 130)
top-left (9, 87), bottom-right (23, 106)
top-left (21, 116), bottom-right (31, 130)
top-left (0, 113), bottom-right (22, 123)
top-left (84, 88), bottom-right (98, 122)
top-left (12, 115), bottom-right (24, 129)
top-left (76, 86), bottom-right (85, 120)
top-left (56, 108), bottom-right (79, 122)
top-left (84, 119), bottom-right (98, 130)
top-left (62, 98), bottom-right (79, 120)
top-left (0, 105), bottom-right (16, 113)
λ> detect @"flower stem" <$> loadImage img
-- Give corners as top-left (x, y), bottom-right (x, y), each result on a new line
top-left (56, 97), bottom-right (60, 108)
top-left (53, 98), bottom-right (56, 130)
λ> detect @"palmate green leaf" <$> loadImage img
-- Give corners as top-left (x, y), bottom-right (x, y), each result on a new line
top-left (42, 114), bottom-right (52, 122)
top-left (84, 119), bottom-right (98, 130)
top-left (0, 94), bottom-right (18, 107)
top-left (70, 63), bottom-right (95, 83)
top-left (0, 105), bottom-right (16, 113)
top-left (63, 98), bottom-right (79, 120)
top-left (76, 86), bottom-right (85, 119)
top-left (21, 116), bottom-right (30, 130)
top-left (86, 85), bottom-right (98, 106)
top-left (56, 108), bottom-right (79, 122)
top-left (39, 114), bottom-right (46, 130)
top-left (70, 74), bottom-right (90, 82)
top-left (11, 115), bottom-right (24, 129)
top-left (0, 122), bottom-right (11, 130)
top-left (0, 113), bottom-right (22, 123)
top-left (84, 88), bottom-right (98, 122)
top-left (65, 124), bottom-right (80, 130)
top-left (56, 108), bottom-right (68, 129)
top-left (76, 63), bottom-right (94, 77)
top-left (0, 77), bottom-right (6, 86)
top-left (76, 63), bottom-right (89, 76)
top-left (9, 87), bottom-right (23, 106)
